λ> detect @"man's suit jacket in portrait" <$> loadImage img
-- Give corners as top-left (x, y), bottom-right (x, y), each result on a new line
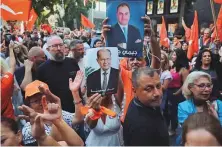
top-left (87, 67), bottom-right (119, 96)
top-left (107, 23), bottom-right (143, 57)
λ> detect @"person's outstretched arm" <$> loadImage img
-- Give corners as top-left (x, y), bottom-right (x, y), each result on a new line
top-left (142, 16), bottom-right (161, 70)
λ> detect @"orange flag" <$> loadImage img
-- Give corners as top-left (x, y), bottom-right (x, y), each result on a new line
top-left (26, 8), bottom-right (38, 31)
top-left (1, 0), bottom-right (32, 21)
top-left (214, 0), bottom-right (222, 4)
top-left (212, 6), bottom-right (222, 42)
top-left (81, 14), bottom-right (95, 28)
top-left (159, 16), bottom-right (169, 48)
top-left (187, 11), bottom-right (199, 60)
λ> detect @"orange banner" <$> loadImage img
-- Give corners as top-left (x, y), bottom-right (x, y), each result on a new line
top-left (1, 0), bottom-right (32, 21)
top-left (26, 8), bottom-right (38, 31)
top-left (187, 11), bottom-right (199, 60)
top-left (159, 16), bottom-right (169, 48)
top-left (81, 14), bottom-right (95, 28)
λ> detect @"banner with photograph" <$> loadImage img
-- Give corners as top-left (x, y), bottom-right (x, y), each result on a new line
top-left (85, 47), bottom-right (119, 96)
top-left (170, 0), bottom-right (178, 13)
top-left (147, 0), bottom-right (153, 15)
top-left (106, 0), bottom-right (146, 57)
top-left (168, 24), bottom-right (176, 37)
top-left (157, 0), bottom-right (164, 14)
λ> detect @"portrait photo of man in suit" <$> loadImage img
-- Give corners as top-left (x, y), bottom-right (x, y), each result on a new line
top-left (87, 49), bottom-right (119, 96)
top-left (107, 2), bottom-right (143, 57)
top-left (170, 0), bottom-right (178, 13)
top-left (157, 0), bottom-right (164, 14)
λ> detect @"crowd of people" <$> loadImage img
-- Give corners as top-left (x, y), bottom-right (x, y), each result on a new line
top-left (1, 15), bottom-right (222, 146)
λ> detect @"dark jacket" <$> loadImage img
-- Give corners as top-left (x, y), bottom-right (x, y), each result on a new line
top-left (87, 67), bottom-right (119, 96)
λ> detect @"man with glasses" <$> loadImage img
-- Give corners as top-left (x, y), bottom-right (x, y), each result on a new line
top-left (37, 35), bottom-right (80, 113)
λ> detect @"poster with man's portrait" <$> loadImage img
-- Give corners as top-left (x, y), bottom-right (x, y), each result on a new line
top-left (170, 0), bottom-right (178, 13)
top-left (106, 0), bottom-right (146, 57)
top-left (85, 47), bottom-right (119, 97)
top-left (168, 24), bottom-right (176, 37)
top-left (157, 0), bottom-right (164, 14)
top-left (147, 1), bottom-right (153, 15)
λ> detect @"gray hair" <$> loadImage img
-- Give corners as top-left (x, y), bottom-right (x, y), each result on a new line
top-left (69, 39), bottom-right (83, 50)
top-left (182, 71), bottom-right (212, 99)
top-left (132, 67), bottom-right (158, 88)
top-left (63, 28), bottom-right (71, 35)
top-left (64, 39), bottom-right (71, 47)
top-left (46, 35), bottom-right (63, 47)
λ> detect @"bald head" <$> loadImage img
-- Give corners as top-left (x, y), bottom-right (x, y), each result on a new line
top-left (28, 46), bottom-right (43, 57)
top-left (47, 35), bottom-right (63, 47)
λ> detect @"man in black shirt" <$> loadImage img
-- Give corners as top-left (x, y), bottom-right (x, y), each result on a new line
top-left (123, 67), bottom-right (169, 146)
top-left (37, 35), bottom-right (80, 113)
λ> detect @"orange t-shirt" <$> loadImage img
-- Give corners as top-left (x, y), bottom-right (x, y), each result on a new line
top-left (120, 59), bottom-right (134, 122)
top-left (1, 72), bottom-right (15, 119)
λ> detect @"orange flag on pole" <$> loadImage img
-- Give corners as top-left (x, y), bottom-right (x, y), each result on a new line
top-left (26, 8), bottom-right (38, 31)
top-left (212, 6), bottom-right (222, 41)
top-left (214, 0), bottom-right (222, 4)
top-left (1, 0), bottom-right (32, 21)
top-left (159, 16), bottom-right (169, 48)
top-left (187, 11), bottom-right (199, 60)
top-left (81, 14), bottom-right (95, 28)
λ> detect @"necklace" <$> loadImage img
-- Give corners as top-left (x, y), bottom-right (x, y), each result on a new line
top-left (111, 93), bottom-right (126, 119)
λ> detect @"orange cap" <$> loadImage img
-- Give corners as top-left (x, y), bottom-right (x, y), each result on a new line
top-left (25, 80), bottom-right (49, 99)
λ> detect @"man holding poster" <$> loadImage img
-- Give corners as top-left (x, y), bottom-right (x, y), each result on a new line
top-left (106, 2), bottom-right (143, 57)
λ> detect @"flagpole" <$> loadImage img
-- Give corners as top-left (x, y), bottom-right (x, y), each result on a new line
top-left (91, 0), bottom-right (94, 24)
top-left (210, 0), bottom-right (219, 40)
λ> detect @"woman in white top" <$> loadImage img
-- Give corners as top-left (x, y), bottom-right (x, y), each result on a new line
top-left (85, 94), bottom-right (123, 146)
top-left (160, 51), bottom-right (172, 111)
top-left (69, 71), bottom-right (124, 146)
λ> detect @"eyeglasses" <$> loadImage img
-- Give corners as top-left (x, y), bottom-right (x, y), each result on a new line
top-left (129, 57), bottom-right (144, 61)
top-left (50, 44), bottom-right (64, 48)
top-left (193, 83), bottom-right (213, 90)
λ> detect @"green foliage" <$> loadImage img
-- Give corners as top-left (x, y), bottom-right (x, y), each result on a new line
top-left (32, 0), bottom-right (93, 29)
top-left (63, 0), bottom-right (93, 29)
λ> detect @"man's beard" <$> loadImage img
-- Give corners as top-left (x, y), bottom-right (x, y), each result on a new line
top-left (52, 52), bottom-right (65, 62)
top-left (74, 53), bottom-right (84, 60)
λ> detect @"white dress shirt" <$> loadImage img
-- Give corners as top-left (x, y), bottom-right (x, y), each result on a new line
top-left (100, 68), bottom-right (111, 89)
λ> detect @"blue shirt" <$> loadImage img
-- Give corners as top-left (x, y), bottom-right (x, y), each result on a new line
top-left (178, 99), bottom-right (222, 125)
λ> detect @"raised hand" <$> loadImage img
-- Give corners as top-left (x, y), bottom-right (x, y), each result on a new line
top-left (38, 85), bottom-right (61, 107)
top-left (24, 59), bottom-right (34, 70)
top-left (101, 18), bottom-right (111, 41)
top-left (141, 15), bottom-right (153, 37)
top-left (9, 40), bottom-right (15, 49)
top-left (38, 96), bottom-right (62, 122)
top-left (69, 70), bottom-right (84, 92)
top-left (207, 101), bottom-right (219, 119)
top-left (87, 93), bottom-right (103, 110)
top-left (18, 105), bottom-right (46, 140)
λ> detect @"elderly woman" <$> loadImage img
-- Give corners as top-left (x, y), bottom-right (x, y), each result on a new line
top-left (178, 71), bottom-right (222, 125)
